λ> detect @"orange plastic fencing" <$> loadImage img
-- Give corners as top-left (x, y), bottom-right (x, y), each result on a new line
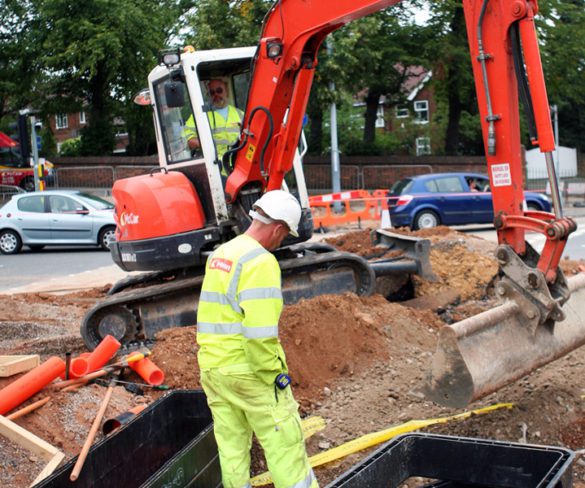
top-left (309, 189), bottom-right (390, 229)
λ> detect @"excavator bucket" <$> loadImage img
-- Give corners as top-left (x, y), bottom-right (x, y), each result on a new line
top-left (370, 229), bottom-right (437, 281)
top-left (424, 272), bottom-right (585, 408)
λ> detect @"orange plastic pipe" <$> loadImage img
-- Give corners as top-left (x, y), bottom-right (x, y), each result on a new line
top-left (128, 357), bottom-right (165, 386)
top-left (70, 335), bottom-right (121, 378)
top-left (0, 357), bottom-right (65, 415)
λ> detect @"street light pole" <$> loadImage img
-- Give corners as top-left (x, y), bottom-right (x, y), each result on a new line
top-left (327, 38), bottom-right (341, 211)
top-left (30, 115), bottom-right (41, 192)
top-left (551, 105), bottom-right (562, 210)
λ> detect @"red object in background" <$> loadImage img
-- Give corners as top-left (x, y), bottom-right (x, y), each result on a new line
top-left (0, 131), bottom-right (17, 148)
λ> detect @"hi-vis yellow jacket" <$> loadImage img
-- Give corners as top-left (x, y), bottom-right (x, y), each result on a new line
top-left (196, 234), bottom-right (288, 385)
top-left (183, 106), bottom-right (243, 157)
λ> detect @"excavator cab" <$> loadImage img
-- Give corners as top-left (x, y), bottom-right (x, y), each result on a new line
top-left (110, 47), bottom-right (313, 275)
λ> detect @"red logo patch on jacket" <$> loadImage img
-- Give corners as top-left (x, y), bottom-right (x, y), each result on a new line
top-left (210, 258), bottom-right (233, 273)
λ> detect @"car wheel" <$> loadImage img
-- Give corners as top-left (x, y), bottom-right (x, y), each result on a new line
top-left (99, 226), bottom-right (116, 251)
top-left (413, 210), bottom-right (440, 230)
top-left (20, 176), bottom-right (35, 192)
top-left (29, 245), bottom-right (45, 251)
top-left (0, 229), bottom-right (23, 254)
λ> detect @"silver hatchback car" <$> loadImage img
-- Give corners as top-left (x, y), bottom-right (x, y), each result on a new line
top-left (0, 190), bottom-right (116, 254)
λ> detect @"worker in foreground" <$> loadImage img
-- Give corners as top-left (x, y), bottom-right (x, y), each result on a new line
top-left (197, 190), bottom-right (319, 488)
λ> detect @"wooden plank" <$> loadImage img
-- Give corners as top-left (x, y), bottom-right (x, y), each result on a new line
top-left (0, 355), bottom-right (40, 377)
top-left (0, 415), bottom-right (64, 487)
top-left (31, 451), bottom-right (66, 487)
top-left (0, 415), bottom-right (59, 460)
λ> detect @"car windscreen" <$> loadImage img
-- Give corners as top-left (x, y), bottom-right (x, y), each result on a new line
top-left (76, 193), bottom-right (114, 210)
top-left (390, 178), bottom-right (413, 195)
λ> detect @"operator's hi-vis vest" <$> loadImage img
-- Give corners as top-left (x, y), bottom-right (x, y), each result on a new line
top-left (183, 106), bottom-right (243, 175)
top-left (207, 105), bottom-right (243, 159)
top-left (196, 234), bottom-right (288, 385)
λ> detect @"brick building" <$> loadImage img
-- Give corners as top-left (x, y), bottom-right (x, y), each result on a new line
top-left (353, 66), bottom-right (435, 156)
top-left (49, 111), bottom-right (129, 154)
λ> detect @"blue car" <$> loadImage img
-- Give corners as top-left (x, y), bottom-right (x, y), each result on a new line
top-left (388, 172), bottom-right (552, 230)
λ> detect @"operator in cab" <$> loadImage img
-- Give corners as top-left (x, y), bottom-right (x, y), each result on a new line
top-left (196, 190), bottom-right (319, 488)
top-left (183, 78), bottom-right (243, 174)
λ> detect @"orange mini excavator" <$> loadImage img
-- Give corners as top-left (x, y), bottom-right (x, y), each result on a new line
top-left (81, 0), bottom-right (585, 407)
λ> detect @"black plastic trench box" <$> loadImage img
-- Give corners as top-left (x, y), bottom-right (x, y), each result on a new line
top-left (327, 433), bottom-right (575, 488)
top-left (34, 390), bottom-right (575, 488)
top-left (34, 390), bottom-right (221, 488)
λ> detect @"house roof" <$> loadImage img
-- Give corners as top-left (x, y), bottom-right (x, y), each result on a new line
top-left (353, 65), bottom-right (432, 105)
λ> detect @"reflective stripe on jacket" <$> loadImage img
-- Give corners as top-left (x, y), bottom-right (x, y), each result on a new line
top-left (197, 234), bottom-right (288, 385)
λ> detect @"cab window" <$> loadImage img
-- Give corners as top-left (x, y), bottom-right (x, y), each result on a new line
top-left (433, 177), bottom-right (464, 193)
top-left (153, 76), bottom-right (200, 164)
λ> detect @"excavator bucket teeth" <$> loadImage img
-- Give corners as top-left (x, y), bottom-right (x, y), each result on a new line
top-left (424, 274), bottom-right (585, 408)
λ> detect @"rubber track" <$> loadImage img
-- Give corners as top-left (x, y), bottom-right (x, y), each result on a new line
top-left (81, 249), bottom-right (375, 349)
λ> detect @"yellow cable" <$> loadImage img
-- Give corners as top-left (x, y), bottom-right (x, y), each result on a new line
top-left (301, 416), bottom-right (326, 440)
top-left (251, 403), bottom-right (513, 486)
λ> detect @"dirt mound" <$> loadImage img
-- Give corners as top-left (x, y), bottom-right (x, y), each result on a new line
top-left (325, 228), bottom-right (402, 258)
top-left (415, 242), bottom-right (498, 301)
top-left (151, 293), bottom-right (442, 408)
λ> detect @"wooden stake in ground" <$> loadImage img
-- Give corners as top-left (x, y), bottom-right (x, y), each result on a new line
top-left (69, 381), bottom-right (115, 482)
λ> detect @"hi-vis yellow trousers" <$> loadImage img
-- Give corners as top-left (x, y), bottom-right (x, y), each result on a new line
top-left (200, 364), bottom-right (318, 488)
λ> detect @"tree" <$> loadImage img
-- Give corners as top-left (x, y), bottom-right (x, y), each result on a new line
top-left (537, 0), bottom-right (585, 152)
top-left (332, 8), bottom-right (430, 145)
top-left (184, 0), bottom-right (273, 49)
top-left (31, 0), bottom-right (187, 155)
top-left (425, 0), bottom-right (481, 155)
top-left (0, 0), bottom-right (37, 122)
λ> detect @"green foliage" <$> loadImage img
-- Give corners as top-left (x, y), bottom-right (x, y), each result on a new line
top-left (59, 137), bottom-right (82, 156)
top-left (537, 0), bottom-right (585, 151)
top-left (185, 0), bottom-right (272, 49)
top-left (29, 0), bottom-right (186, 155)
top-left (0, 0), bottom-right (37, 121)
top-left (39, 126), bottom-right (58, 159)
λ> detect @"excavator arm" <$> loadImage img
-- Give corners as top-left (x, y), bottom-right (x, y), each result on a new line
top-left (463, 0), bottom-right (575, 285)
top-left (224, 0), bottom-right (401, 202)
top-left (221, 0), bottom-right (584, 407)
top-left (424, 0), bottom-right (584, 407)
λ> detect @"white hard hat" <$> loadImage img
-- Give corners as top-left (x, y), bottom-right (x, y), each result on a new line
top-left (251, 190), bottom-right (302, 237)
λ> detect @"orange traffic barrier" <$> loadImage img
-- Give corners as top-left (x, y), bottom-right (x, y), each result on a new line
top-left (309, 189), bottom-right (389, 229)
top-left (70, 335), bottom-right (121, 378)
top-left (102, 404), bottom-right (148, 435)
top-left (0, 356), bottom-right (65, 415)
top-left (128, 357), bottom-right (165, 386)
